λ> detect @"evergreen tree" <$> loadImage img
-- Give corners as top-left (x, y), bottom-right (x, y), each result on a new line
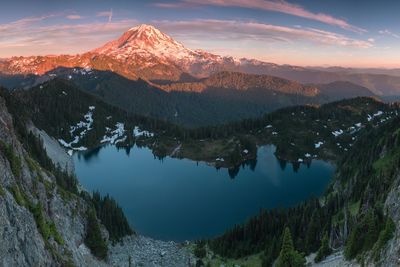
top-left (89, 191), bottom-right (133, 242)
top-left (364, 210), bottom-right (378, 250)
top-left (85, 209), bottom-right (108, 260)
top-left (276, 227), bottom-right (306, 267)
top-left (305, 211), bottom-right (320, 252)
top-left (315, 232), bottom-right (331, 263)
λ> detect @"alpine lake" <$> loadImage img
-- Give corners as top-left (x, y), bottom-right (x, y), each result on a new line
top-left (74, 144), bottom-right (334, 241)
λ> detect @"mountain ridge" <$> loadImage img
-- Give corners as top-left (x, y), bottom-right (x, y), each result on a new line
top-left (1, 24), bottom-right (400, 95)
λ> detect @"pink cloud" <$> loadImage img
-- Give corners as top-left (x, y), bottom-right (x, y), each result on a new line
top-left (154, 19), bottom-right (373, 48)
top-left (0, 15), bottom-right (138, 57)
top-left (154, 0), bottom-right (366, 33)
top-left (66, 14), bottom-right (84, 20)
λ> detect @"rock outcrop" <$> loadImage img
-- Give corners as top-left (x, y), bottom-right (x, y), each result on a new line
top-left (0, 96), bottom-right (105, 266)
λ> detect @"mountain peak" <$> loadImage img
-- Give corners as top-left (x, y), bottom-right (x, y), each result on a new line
top-left (132, 24), bottom-right (181, 46)
top-left (128, 24), bottom-right (158, 33)
top-left (92, 23), bottom-right (194, 65)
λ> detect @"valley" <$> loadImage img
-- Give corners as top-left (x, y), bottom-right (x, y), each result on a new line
top-left (0, 8), bottom-right (400, 267)
top-left (1, 74), bottom-right (399, 266)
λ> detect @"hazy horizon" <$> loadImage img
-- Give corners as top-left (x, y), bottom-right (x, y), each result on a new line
top-left (1, 0), bottom-right (400, 68)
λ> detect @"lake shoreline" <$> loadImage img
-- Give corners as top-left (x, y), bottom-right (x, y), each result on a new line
top-left (74, 144), bottom-right (334, 241)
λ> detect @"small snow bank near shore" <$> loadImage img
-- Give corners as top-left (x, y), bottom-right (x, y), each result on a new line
top-left (133, 126), bottom-right (154, 137)
top-left (101, 122), bottom-right (126, 144)
top-left (58, 106), bottom-right (96, 152)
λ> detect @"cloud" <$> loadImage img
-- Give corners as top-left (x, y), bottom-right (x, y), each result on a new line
top-left (97, 9), bottom-right (113, 23)
top-left (0, 15), bottom-right (372, 59)
top-left (0, 15), bottom-right (138, 57)
top-left (0, 15), bottom-right (55, 31)
top-left (154, 19), bottom-right (373, 48)
top-left (379, 29), bottom-right (399, 39)
top-left (66, 14), bottom-right (83, 20)
top-left (154, 0), bottom-right (366, 33)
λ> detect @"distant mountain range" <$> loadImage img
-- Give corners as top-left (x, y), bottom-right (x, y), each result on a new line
top-left (0, 24), bottom-right (396, 127)
top-left (9, 68), bottom-right (370, 127)
top-left (159, 71), bottom-right (374, 99)
top-left (0, 24), bottom-right (400, 96)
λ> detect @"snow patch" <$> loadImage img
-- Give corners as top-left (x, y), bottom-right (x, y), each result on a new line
top-left (101, 122), bottom-right (126, 144)
top-left (315, 141), bottom-right (324, 148)
top-left (332, 129), bottom-right (344, 137)
top-left (133, 126), bottom-right (154, 138)
top-left (58, 106), bottom-right (95, 151)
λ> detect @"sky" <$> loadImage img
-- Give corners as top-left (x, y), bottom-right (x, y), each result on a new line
top-left (0, 0), bottom-right (400, 68)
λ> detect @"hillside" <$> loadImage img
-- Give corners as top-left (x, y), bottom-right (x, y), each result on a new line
top-left (16, 69), bottom-right (375, 128)
top-left (159, 71), bottom-right (375, 101)
top-left (160, 71), bottom-right (319, 96)
top-left (237, 62), bottom-right (400, 96)
top-left (206, 112), bottom-right (400, 266)
top-left (316, 81), bottom-right (375, 100)
top-left (41, 70), bottom-right (328, 127)
top-left (0, 92), bottom-right (128, 265)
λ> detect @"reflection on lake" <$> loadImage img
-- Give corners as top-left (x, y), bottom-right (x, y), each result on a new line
top-left (74, 145), bottom-right (334, 241)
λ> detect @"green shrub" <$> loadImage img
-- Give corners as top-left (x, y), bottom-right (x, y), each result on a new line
top-left (0, 141), bottom-right (21, 177)
top-left (9, 185), bottom-right (27, 207)
top-left (315, 232), bottom-right (331, 263)
top-left (49, 221), bottom-right (64, 245)
top-left (372, 217), bottom-right (396, 261)
top-left (31, 203), bottom-right (64, 244)
top-left (32, 203), bottom-right (51, 240)
top-left (194, 243), bottom-right (207, 258)
top-left (25, 156), bottom-right (38, 172)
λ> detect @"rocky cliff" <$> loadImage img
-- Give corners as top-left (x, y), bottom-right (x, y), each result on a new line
top-left (0, 93), bottom-right (196, 266)
top-left (0, 95), bottom-right (107, 266)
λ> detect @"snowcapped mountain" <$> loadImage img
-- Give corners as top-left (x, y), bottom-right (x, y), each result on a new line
top-left (0, 24), bottom-right (240, 81)
top-left (92, 24), bottom-right (239, 80)
top-left (93, 24), bottom-right (197, 64)
top-left (2, 24), bottom-right (400, 95)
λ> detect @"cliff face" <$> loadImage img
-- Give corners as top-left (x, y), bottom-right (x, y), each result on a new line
top-left (382, 177), bottom-right (400, 266)
top-left (0, 96), bottom-right (106, 266)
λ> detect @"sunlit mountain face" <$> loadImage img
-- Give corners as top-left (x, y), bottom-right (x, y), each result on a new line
top-left (2, 0), bottom-right (400, 95)
top-left (1, 0), bottom-right (400, 68)
top-left (1, 2), bottom-right (400, 267)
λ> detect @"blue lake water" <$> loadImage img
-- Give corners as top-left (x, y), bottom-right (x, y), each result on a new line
top-left (73, 145), bottom-right (334, 241)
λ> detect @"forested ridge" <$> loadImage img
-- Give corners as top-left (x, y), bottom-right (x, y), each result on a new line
top-left (208, 115), bottom-right (400, 266)
top-left (3, 79), bottom-right (398, 170)
top-left (38, 69), bottom-right (336, 127)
